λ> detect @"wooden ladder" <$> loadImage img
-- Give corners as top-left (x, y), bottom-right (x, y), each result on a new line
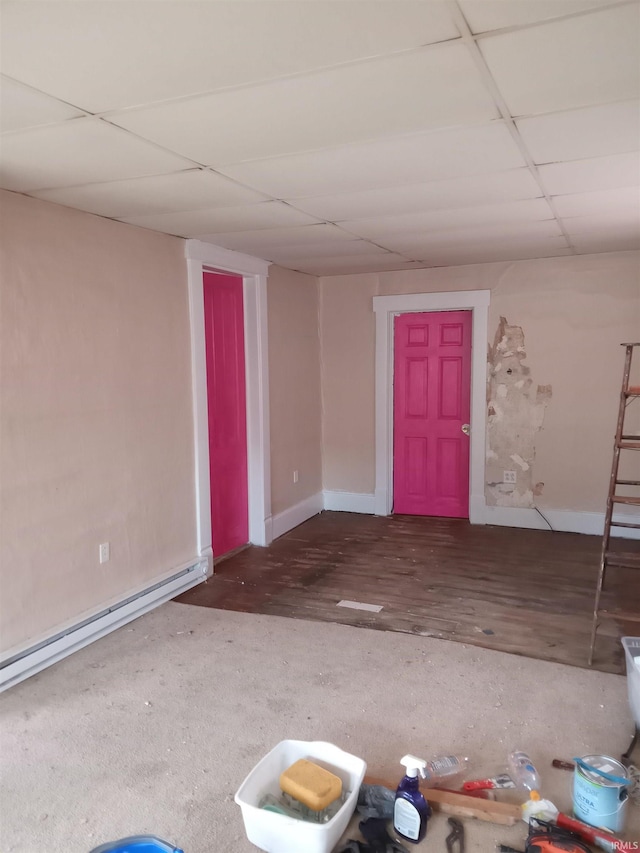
top-left (589, 342), bottom-right (640, 666)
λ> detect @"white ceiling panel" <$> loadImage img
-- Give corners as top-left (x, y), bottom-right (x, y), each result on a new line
top-left (572, 233), bottom-right (640, 252)
top-left (459, 0), bottom-right (620, 34)
top-left (0, 76), bottom-right (85, 133)
top-left (264, 241), bottom-right (390, 263)
top-left (479, 4), bottom-right (640, 116)
top-left (200, 224), bottom-right (359, 253)
top-left (120, 202), bottom-right (319, 238)
top-left (562, 212), bottom-right (640, 235)
top-left (0, 118), bottom-right (193, 192)
top-left (425, 245), bottom-right (574, 266)
top-left (288, 169), bottom-right (542, 221)
top-left (381, 220), bottom-right (565, 253)
top-left (32, 170), bottom-right (267, 219)
top-left (341, 198), bottom-right (555, 240)
top-left (552, 186), bottom-right (640, 218)
top-left (219, 123), bottom-right (526, 198)
top-left (111, 44), bottom-right (497, 165)
top-left (292, 253), bottom-right (416, 276)
top-left (0, 2), bottom-right (459, 112)
top-left (538, 152), bottom-right (640, 196)
top-left (517, 101), bottom-right (640, 164)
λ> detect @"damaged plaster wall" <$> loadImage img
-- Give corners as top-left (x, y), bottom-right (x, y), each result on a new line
top-left (486, 317), bottom-right (552, 507)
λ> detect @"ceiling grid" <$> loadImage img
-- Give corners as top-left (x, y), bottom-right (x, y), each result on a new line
top-left (1, 0), bottom-right (638, 275)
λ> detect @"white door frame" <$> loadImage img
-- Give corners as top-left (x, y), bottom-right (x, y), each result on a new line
top-left (185, 239), bottom-right (272, 570)
top-left (373, 290), bottom-right (490, 524)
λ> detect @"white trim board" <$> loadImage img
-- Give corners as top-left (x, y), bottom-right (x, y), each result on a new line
top-left (271, 492), bottom-right (324, 540)
top-left (0, 559), bottom-right (208, 692)
top-left (323, 490), bottom-right (376, 514)
top-left (373, 290), bottom-right (490, 523)
top-left (484, 505), bottom-right (640, 539)
top-left (186, 240), bottom-right (273, 557)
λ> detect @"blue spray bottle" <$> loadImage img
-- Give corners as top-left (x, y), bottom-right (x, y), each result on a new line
top-left (393, 754), bottom-right (432, 844)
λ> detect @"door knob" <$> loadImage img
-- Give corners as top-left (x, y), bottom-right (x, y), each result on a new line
top-left (461, 423), bottom-right (470, 435)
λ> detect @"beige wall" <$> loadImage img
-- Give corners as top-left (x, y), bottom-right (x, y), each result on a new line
top-left (1, 191), bottom-right (197, 655)
top-left (267, 265), bottom-right (322, 516)
top-left (320, 252), bottom-right (640, 512)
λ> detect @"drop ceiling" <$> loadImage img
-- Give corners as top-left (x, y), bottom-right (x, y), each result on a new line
top-left (1, 0), bottom-right (639, 276)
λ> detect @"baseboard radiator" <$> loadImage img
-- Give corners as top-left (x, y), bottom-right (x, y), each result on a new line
top-left (0, 559), bottom-right (208, 693)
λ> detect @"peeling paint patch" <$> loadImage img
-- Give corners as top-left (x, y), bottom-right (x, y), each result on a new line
top-left (486, 317), bottom-right (551, 507)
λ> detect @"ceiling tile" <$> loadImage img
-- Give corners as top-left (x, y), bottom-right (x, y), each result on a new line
top-left (120, 202), bottom-right (319, 238)
top-left (562, 211), bottom-right (640, 236)
top-left (381, 220), bottom-right (564, 253)
top-left (111, 43), bottom-right (497, 164)
top-left (341, 198), bottom-right (555, 240)
top-left (479, 5), bottom-right (640, 116)
top-left (538, 152), bottom-right (640, 196)
top-left (264, 241), bottom-right (390, 263)
top-left (288, 169), bottom-right (542, 221)
top-left (424, 245), bottom-right (573, 266)
top-left (459, 0), bottom-right (619, 34)
top-left (32, 170), bottom-right (267, 219)
top-left (572, 234), bottom-right (640, 252)
top-left (200, 224), bottom-right (358, 253)
top-left (220, 122), bottom-right (526, 198)
top-left (0, 118), bottom-right (193, 192)
top-left (517, 100), bottom-right (640, 164)
top-left (552, 186), bottom-right (640, 218)
top-left (0, 76), bottom-right (84, 133)
top-left (1, 2), bottom-right (459, 112)
top-left (292, 252), bottom-right (415, 276)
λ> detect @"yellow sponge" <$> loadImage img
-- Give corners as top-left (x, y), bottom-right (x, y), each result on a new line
top-left (279, 758), bottom-right (343, 811)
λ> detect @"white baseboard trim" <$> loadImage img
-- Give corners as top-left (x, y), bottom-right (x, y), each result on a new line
top-left (483, 505), bottom-right (640, 539)
top-left (271, 492), bottom-right (323, 540)
top-left (323, 490), bottom-right (376, 514)
top-left (0, 558), bottom-right (208, 692)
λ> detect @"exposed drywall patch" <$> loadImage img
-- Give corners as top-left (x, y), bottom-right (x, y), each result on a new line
top-left (486, 317), bottom-right (551, 507)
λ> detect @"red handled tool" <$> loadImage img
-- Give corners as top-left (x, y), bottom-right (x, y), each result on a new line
top-left (463, 774), bottom-right (515, 791)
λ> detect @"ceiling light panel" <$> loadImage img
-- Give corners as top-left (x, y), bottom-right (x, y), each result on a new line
top-left (551, 185), bottom-right (640, 218)
top-left (0, 118), bottom-right (193, 192)
top-left (111, 44), bottom-right (497, 165)
top-left (1, 2), bottom-right (459, 112)
top-left (478, 4), bottom-right (640, 116)
top-left (459, 0), bottom-right (619, 34)
top-left (288, 169), bottom-right (542, 220)
top-left (120, 202), bottom-right (319, 238)
top-left (219, 122), bottom-right (526, 198)
top-left (341, 198), bottom-right (555, 240)
top-left (32, 170), bottom-right (268, 219)
top-left (516, 100), bottom-right (640, 164)
top-left (0, 76), bottom-right (84, 133)
top-left (538, 152), bottom-right (640, 196)
top-left (199, 224), bottom-right (358, 253)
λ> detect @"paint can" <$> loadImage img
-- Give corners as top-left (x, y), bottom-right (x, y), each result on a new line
top-left (572, 754), bottom-right (629, 833)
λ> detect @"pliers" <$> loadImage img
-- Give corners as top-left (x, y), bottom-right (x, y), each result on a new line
top-left (445, 817), bottom-right (465, 853)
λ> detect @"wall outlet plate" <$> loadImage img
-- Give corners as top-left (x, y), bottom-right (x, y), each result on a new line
top-left (99, 542), bottom-right (110, 564)
top-left (503, 470), bottom-right (517, 484)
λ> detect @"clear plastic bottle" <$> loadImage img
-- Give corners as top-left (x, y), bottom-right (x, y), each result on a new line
top-left (507, 750), bottom-right (541, 794)
top-left (422, 754), bottom-right (469, 784)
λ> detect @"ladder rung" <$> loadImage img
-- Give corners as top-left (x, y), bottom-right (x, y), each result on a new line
top-left (605, 551), bottom-right (640, 569)
top-left (619, 442), bottom-right (640, 449)
top-left (611, 521), bottom-right (640, 529)
top-left (616, 479), bottom-right (640, 486)
top-left (611, 496), bottom-right (640, 505)
top-left (625, 386), bottom-right (640, 396)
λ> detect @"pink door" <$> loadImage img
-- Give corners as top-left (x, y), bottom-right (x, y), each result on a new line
top-left (203, 271), bottom-right (248, 557)
top-left (393, 311), bottom-right (471, 518)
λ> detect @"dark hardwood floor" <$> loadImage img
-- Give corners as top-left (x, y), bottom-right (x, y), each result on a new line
top-left (175, 511), bottom-right (640, 674)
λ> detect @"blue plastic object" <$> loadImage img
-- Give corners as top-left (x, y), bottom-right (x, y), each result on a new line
top-left (89, 836), bottom-right (183, 853)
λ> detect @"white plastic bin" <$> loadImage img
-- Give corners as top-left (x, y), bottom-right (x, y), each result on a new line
top-left (622, 637), bottom-right (640, 729)
top-left (234, 740), bottom-right (366, 853)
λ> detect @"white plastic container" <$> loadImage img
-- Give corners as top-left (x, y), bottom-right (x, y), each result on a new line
top-left (622, 637), bottom-right (640, 729)
top-left (234, 740), bottom-right (367, 853)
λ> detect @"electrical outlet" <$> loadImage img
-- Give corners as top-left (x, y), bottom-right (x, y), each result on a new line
top-left (293, 470), bottom-right (299, 484)
top-left (99, 542), bottom-right (110, 564)
top-left (503, 470), bottom-right (517, 484)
